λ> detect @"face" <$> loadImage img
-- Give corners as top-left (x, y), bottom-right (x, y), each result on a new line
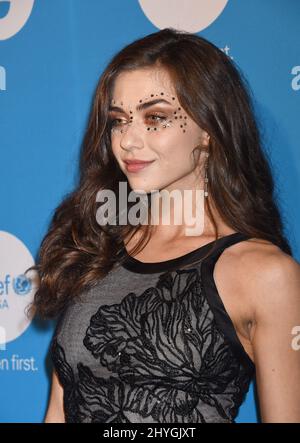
top-left (108, 67), bottom-right (210, 194)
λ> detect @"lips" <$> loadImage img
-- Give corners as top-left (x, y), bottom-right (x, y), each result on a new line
top-left (124, 159), bottom-right (155, 173)
top-left (124, 159), bottom-right (154, 164)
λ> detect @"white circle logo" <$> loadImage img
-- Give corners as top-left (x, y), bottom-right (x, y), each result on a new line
top-left (138, 0), bottom-right (228, 33)
top-left (0, 231), bottom-right (37, 346)
top-left (0, 0), bottom-right (35, 40)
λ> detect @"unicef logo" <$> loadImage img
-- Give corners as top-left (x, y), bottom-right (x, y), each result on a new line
top-left (0, 231), bottom-right (37, 347)
top-left (13, 274), bottom-right (32, 296)
top-left (0, 0), bottom-right (35, 40)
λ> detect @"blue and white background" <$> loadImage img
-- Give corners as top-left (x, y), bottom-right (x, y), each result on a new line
top-left (0, 0), bottom-right (299, 423)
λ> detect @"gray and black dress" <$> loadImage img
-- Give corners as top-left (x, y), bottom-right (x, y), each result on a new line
top-left (50, 231), bottom-right (256, 423)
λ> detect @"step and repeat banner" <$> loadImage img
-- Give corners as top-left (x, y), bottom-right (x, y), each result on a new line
top-left (0, 0), bottom-right (299, 423)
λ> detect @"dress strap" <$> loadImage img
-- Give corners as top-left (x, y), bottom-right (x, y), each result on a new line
top-left (204, 232), bottom-right (252, 260)
top-left (200, 232), bottom-right (255, 374)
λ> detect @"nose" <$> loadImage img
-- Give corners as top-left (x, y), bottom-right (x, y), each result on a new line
top-left (120, 120), bottom-right (144, 152)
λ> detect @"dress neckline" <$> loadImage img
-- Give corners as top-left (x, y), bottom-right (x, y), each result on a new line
top-left (120, 232), bottom-right (249, 274)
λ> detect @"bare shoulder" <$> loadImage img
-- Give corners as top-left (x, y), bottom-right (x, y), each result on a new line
top-left (227, 236), bottom-right (296, 265)
top-left (223, 236), bottom-right (300, 329)
top-left (227, 236), bottom-right (300, 287)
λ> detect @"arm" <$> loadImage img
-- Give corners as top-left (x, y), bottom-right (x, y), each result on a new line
top-left (247, 252), bottom-right (300, 422)
top-left (44, 369), bottom-right (66, 423)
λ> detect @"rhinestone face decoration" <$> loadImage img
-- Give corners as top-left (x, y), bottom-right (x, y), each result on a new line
top-left (108, 92), bottom-right (188, 135)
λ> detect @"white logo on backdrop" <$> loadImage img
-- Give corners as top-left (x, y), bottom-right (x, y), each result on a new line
top-left (0, 0), bottom-right (35, 40)
top-left (0, 231), bottom-right (37, 347)
top-left (138, 0), bottom-right (228, 32)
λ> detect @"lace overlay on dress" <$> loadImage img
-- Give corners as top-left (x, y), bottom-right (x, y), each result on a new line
top-left (50, 253), bottom-right (255, 423)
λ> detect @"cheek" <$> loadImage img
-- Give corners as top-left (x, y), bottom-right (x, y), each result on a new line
top-left (148, 127), bottom-right (193, 164)
top-left (110, 136), bottom-right (121, 158)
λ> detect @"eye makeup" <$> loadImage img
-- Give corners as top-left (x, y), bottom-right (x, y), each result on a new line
top-left (108, 111), bottom-right (173, 134)
top-left (108, 91), bottom-right (188, 134)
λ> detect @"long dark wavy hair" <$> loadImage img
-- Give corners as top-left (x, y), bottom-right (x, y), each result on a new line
top-left (27, 28), bottom-right (292, 320)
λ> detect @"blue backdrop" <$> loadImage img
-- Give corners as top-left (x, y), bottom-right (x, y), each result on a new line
top-left (0, 0), bottom-right (299, 423)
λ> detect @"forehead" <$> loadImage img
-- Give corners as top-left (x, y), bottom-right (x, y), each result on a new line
top-left (111, 67), bottom-right (177, 105)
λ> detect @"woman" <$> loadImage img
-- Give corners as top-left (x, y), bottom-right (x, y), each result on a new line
top-left (29, 28), bottom-right (300, 423)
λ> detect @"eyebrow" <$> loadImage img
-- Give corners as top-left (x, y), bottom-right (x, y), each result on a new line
top-left (108, 98), bottom-right (173, 113)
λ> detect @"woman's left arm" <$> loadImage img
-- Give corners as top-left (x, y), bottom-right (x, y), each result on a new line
top-left (248, 253), bottom-right (300, 422)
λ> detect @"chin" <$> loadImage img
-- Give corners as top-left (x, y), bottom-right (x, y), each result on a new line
top-left (128, 184), bottom-right (153, 195)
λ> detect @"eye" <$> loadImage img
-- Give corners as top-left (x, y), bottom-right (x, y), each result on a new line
top-left (109, 118), bottom-right (127, 128)
top-left (146, 113), bottom-right (167, 126)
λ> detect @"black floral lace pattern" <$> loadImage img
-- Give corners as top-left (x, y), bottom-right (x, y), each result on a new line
top-left (50, 268), bottom-right (254, 423)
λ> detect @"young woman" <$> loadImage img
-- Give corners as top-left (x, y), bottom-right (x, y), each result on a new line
top-left (30, 28), bottom-right (300, 423)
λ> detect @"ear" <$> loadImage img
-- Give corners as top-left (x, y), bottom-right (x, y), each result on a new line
top-left (202, 131), bottom-right (210, 147)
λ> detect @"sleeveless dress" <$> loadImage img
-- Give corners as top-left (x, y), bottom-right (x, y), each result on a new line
top-left (50, 231), bottom-right (256, 423)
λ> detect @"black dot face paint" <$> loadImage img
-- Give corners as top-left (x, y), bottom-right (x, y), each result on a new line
top-left (108, 92), bottom-right (189, 135)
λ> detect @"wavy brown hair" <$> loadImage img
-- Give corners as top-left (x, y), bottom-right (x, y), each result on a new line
top-left (26, 28), bottom-right (292, 320)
